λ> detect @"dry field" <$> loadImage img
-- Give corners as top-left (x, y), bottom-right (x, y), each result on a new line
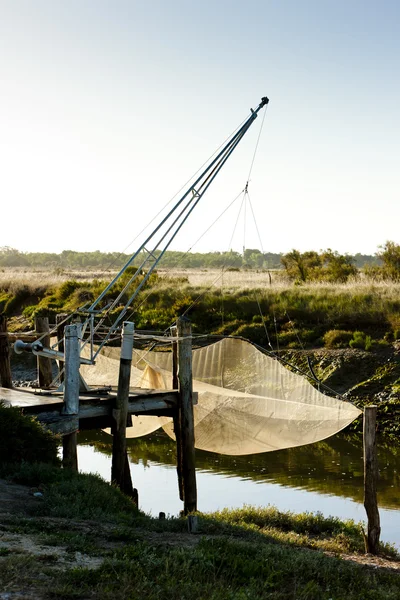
top-left (1, 266), bottom-right (400, 297)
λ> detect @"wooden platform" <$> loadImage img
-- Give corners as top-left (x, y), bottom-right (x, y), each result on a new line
top-left (0, 386), bottom-right (196, 434)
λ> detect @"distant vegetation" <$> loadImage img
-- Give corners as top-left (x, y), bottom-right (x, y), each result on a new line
top-left (0, 246), bottom-right (282, 270)
top-left (0, 244), bottom-right (389, 272)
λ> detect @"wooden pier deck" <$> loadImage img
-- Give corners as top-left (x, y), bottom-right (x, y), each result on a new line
top-left (0, 316), bottom-right (198, 514)
top-left (0, 385), bottom-right (197, 434)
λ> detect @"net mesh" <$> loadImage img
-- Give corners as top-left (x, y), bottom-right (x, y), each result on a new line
top-left (80, 338), bottom-right (361, 455)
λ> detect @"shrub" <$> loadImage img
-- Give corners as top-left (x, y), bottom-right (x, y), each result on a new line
top-left (0, 402), bottom-right (59, 471)
top-left (3, 286), bottom-right (32, 316)
top-left (33, 294), bottom-right (63, 318)
top-left (323, 330), bottom-right (354, 348)
top-left (0, 292), bottom-right (12, 313)
top-left (64, 287), bottom-right (95, 310)
top-left (56, 280), bottom-right (83, 301)
top-left (22, 305), bottom-right (37, 320)
top-left (349, 331), bottom-right (373, 351)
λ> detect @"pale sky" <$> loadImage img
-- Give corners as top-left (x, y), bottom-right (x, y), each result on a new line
top-left (1, 0), bottom-right (399, 256)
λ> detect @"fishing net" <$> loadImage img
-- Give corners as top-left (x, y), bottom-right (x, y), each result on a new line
top-left (80, 338), bottom-right (361, 455)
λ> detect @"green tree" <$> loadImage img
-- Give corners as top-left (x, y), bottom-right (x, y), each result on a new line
top-left (378, 241), bottom-right (400, 281)
top-left (281, 250), bottom-right (321, 282)
top-left (320, 249), bottom-right (357, 283)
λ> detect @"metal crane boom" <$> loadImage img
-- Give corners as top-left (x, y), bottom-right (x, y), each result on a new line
top-left (14, 96), bottom-right (269, 371)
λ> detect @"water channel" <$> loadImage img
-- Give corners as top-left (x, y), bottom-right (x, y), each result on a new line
top-left (77, 428), bottom-right (400, 550)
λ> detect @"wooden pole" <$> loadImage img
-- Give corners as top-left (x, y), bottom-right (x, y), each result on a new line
top-left (35, 316), bottom-right (53, 388)
top-left (363, 405), bottom-right (381, 554)
top-left (0, 316), bottom-right (12, 388)
top-left (171, 325), bottom-right (184, 501)
top-left (177, 317), bottom-right (197, 514)
top-left (112, 321), bottom-right (135, 500)
top-left (62, 434), bottom-right (78, 471)
top-left (62, 324), bottom-right (80, 470)
top-left (56, 313), bottom-right (68, 383)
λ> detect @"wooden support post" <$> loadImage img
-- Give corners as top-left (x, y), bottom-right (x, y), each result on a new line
top-left (171, 325), bottom-right (184, 501)
top-left (56, 313), bottom-right (68, 383)
top-left (112, 321), bottom-right (136, 500)
top-left (363, 405), bottom-right (381, 554)
top-left (0, 316), bottom-right (12, 388)
top-left (62, 433), bottom-right (78, 471)
top-left (171, 325), bottom-right (179, 390)
top-left (35, 316), bottom-right (53, 389)
top-left (62, 324), bottom-right (80, 471)
top-left (177, 317), bottom-right (197, 514)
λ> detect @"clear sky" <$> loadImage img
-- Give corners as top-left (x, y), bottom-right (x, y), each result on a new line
top-left (1, 0), bottom-right (399, 256)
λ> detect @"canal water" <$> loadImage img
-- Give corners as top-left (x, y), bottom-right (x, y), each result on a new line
top-left (77, 428), bottom-right (400, 550)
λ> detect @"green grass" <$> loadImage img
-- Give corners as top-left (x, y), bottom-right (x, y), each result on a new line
top-left (1, 462), bottom-right (400, 600)
top-left (47, 537), bottom-right (400, 600)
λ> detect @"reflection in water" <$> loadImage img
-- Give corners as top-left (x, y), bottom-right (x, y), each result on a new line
top-left (77, 430), bottom-right (400, 548)
top-left (78, 429), bottom-right (400, 510)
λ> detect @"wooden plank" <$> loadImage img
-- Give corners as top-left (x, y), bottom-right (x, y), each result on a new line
top-left (363, 405), bottom-right (381, 554)
top-left (0, 387), bottom-right (63, 408)
top-left (7, 332), bottom-right (38, 342)
top-left (1, 386), bottom-right (187, 413)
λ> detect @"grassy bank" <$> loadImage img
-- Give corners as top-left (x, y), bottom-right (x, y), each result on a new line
top-left (1, 392), bottom-right (400, 598)
top-left (1, 461), bottom-right (400, 600)
top-left (1, 269), bottom-right (400, 348)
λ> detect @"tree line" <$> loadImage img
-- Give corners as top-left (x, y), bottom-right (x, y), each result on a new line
top-left (1, 242), bottom-right (399, 282)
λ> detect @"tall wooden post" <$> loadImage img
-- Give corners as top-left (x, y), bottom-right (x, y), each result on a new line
top-left (56, 313), bottom-right (68, 383)
top-left (62, 324), bottom-right (80, 471)
top-left (171, 325), bottom-right (184, 501)
top-left (35, 316), bottom-right (53, 388)
top-left (177, 317), bottom-right (197, 514)
top-left (363, 406), bottom-right (380, 554)
top-left (0, 316), bottom-right (12, 388)
top-left (112, 321), bottom-right (135, 500)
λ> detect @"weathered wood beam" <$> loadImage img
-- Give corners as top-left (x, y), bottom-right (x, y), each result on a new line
top-left (56, 313), bottom-right (68, 383)
top-left (0, 316), bottom-right (12, 389)
top-left (171, 325), bottom-right (183, 501)
top-left (112, 321), bottom-right (135, 499)
top-left (35, 316), bottom-right (53, 389)
top-left (363, 405), bottom-right (381, 554)
top-left (177, 317), bottom-right (197, 514)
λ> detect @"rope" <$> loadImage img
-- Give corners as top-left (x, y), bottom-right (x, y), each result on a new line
top-left (247, 101), bottom-right (268, 183)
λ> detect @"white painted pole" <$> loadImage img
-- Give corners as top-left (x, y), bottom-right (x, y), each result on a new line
top-left (62, 323), bottom-right (81, 470)
top-left (63, 324), bottom-right (81, 415)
